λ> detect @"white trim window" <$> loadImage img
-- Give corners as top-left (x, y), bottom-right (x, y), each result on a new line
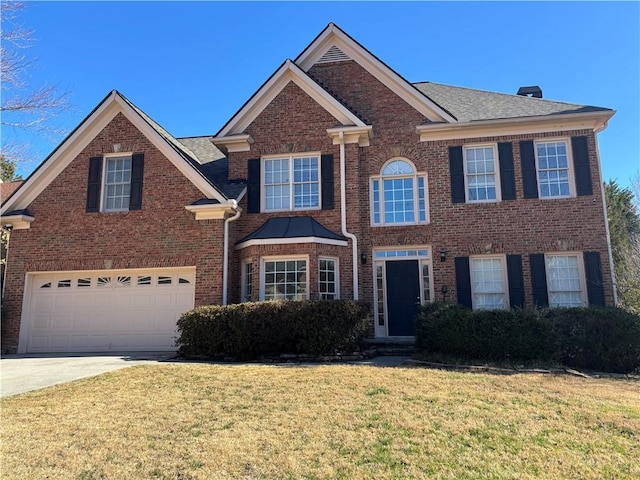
top-left (318, 257), bottom-right (339, 299)
top-left (261, 257), bottom-right (308, 300)
top-left (371, 158), bottom-right (428, 226)
top-left (545, 254), bottom-right (586, 307)
top-left (263, 154), bottom-right (320, 211)
top-left (102, 155), bottom-right (132, 212)
top-left (535, 140), bottom-right (572, 198)
top-left (241, 260), bottom-right (253, 302)
top-left (470, 255), bottom-right (509, 310)
top-left (463, 145), bottom-right (499, 202)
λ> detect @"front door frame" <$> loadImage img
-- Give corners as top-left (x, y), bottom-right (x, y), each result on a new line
top-left (372, 246), bottom-right (433, 338)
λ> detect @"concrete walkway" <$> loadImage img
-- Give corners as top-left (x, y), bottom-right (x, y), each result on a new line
top-left (1, 353), bottom-right (410, 398)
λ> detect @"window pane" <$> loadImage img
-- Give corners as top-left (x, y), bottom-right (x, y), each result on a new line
top-left (465, 147), bottom-right (496, 202)
top-left (319, 258), bottom-right (337, 300)
top-left (546, 255), bottom-right (583, 307)
top-left (264, 259), bottom-right (307, 300)
top-left (103, 156), bottom-right (132, 212)
top-left (537, 141), bottom-right (570, 198)
top-left (471, 257), bottom-right (506, 309)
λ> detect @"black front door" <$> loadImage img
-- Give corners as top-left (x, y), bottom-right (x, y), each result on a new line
top-left (386, 260), bottom-right (421, 336)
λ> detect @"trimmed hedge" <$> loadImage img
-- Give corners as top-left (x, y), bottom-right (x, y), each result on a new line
top-left (176, 300), bottom-right (370, 359)
top-left (416, 303), bottom-right (640, 373)
top-left (547, 307), bottom-right (640, 374)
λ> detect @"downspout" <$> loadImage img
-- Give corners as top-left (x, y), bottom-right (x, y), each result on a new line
top-left (339, 131), bottom-right (359, 300)
top-left (594, 133), bottom-right (618, 306)
top-left (222, 201), bottom-right (241, 305)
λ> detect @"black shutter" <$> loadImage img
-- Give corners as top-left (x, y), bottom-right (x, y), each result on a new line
top-left (520, 140), bottom-right (538, 199)
top-left (449, 146), bottom-right (465, 204)
top-left (572, 136), bottom-right (593, 196)
top-left (321, 154), bottom-right (334, 210)
top-left (507, 254), bottom-right (525, 308)
top-left (455, 256), bottom-right (472, 308)
top-left (129, 153), bottom-right (144, 210)
top-left (86, 156), bottom-right (103, 212)
top-left (247, 159), bottom-right (260, 213)
top-left (584, 251), bottom-right (605, 306)
top-left (498, 142), bottom-right (516, 200)
top-left (530, 253), bottom-right (549, 307)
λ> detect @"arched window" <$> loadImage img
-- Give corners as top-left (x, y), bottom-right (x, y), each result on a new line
top-left (370, 159), bottom-right (428, 225)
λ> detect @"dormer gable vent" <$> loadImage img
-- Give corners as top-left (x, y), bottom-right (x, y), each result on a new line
top-left (316, 45), bottom-right (351, 64)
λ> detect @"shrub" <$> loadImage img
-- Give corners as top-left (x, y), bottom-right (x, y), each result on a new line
top-left (176, 300), bottom-right (370, 359)
top-left (416, 303), bottom-right (557, 361)
top-left (546, 307), bottom-right (640, 374)
top-left (416, 303), bottom-right (640, 373)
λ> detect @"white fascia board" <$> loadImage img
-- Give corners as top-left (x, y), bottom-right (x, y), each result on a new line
top-left (217, 60), bottom-right (365, 137)
top-left (296, 25), bottom-right (456, 124)
top-left (2, 92), bottom-right (227, 215)
top-left (235, 236), bottom-right (349, 250)
top-left (0, 213), bottom-right (35, 229)
top-left (416, 111), bottom-right (615, 142)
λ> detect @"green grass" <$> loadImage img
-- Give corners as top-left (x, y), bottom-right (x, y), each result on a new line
top-left (2, 363), bottom-right (639, 479)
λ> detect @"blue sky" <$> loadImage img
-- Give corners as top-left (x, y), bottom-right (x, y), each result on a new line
top-left (4, 1), bottom-right (639, 187)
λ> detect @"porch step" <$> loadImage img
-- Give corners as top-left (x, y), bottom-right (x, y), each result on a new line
top-left (364, 337), bottom-right (417, 356)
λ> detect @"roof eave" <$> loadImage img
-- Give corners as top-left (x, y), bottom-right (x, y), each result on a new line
top-left (416, 110), bottom-right (615, 142)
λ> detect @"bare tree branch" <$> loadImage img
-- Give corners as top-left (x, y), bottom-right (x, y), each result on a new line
top-left (0, 0), bottom-right (72, 165)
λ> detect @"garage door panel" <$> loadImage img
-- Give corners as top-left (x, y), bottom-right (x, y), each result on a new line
top-left (30, 336), bottom-right (50, 350)
top-left (26, 268), bottom-right (195, 353)
top-left (54, 295), bottom-right (74, 309)
top-left (33, 314), bottom-right (50, 329)
top-left (133, 294), bottom-right (154, 307)
top-left (152, 334), bottom-right (175, 348)
top-left (52, 314), bottom-right (71, 329)
top-left (74, 295), bottom-right (94, 309)
top-left (51, 335), bottom-right (70, 349)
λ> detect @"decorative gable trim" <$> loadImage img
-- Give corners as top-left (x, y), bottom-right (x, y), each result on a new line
top-left (296, 23), bottom-right (457, 124)
top-left (0, 212), bottom-right (34, 230)
top-left (184, 202), bottom-right (238, 220)
top-left (215, 60), bottom-right (367, 138)
top-left (1, 91), bottom-right (226, 216)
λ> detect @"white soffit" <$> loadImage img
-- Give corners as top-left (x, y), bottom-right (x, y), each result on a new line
top-left (217, 60), bottom-right (367, 137)
top-left (296, 24), bottom-right (457, 124)
top-left (2, 91), bottom-right (226, 214)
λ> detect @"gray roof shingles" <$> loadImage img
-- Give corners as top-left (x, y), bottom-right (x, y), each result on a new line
top-left (119, 92), bottom-right (246, 201)
top-left (413, 82), bottom-right (612, 123)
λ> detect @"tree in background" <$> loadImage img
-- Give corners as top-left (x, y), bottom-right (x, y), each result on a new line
top-left (1, 154), bottom-right (23, 182)
top-left (605, 178), bottom-right (640, 313)
top-left (1, 1), bottom-right (70, 166)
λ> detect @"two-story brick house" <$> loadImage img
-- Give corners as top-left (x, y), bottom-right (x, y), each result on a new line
top-left (1, 24), bottom-right (615, 354)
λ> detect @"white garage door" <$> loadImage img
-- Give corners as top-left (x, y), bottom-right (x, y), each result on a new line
top-left (23, 268), bottom-right (195, 353)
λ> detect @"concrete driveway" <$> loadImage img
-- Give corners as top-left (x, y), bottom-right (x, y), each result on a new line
top-left (0, 352), bottom-right (176, 398)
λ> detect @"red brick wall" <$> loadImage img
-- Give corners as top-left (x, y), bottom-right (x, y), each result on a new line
top-left (229, 59), bottom-right (614, 315)
top-left (226, 81), bottom-right (355, 305)
top-left (1, 113), bottom-right (226, 352)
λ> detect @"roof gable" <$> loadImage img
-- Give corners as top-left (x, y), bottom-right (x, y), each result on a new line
top-left (295, 23), bottom-right (457, 124)
top-left (215, 60), bottom-right (367, 138)
top-left (1, 91), bottom-right (228, 214)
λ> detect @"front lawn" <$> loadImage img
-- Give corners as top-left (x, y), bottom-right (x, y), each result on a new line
top-left (1, 363), bottom-right (638, 479)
